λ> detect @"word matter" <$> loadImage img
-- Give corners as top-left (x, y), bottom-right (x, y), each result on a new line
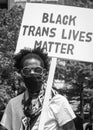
top-left (34, 40), bottom-right (74, 55)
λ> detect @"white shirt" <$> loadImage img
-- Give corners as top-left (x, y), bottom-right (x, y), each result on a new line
top-left (1, 93), bottom-right (76, 130)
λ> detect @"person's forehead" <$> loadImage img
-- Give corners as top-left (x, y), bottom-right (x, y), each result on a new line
top-left (23, 58), bottom-right (41, 67)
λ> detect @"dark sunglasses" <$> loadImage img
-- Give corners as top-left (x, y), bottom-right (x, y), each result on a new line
top-left (21, 66), bottom-right (44, 77)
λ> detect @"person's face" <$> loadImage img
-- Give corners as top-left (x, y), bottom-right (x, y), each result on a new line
top-left (21, 58), bottom-right (44, 93)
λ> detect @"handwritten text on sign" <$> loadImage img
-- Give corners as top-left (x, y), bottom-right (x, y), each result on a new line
top-left (16, 3), bottom-right (93, 62)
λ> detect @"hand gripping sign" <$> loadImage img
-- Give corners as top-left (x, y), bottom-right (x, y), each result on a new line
top-left (15, 3), bottom-right (93, 130)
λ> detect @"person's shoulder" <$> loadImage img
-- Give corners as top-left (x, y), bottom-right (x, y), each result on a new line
top-left (9, 93), bottom-right (24, 105)
top-left (52, 94), bottom-right (68, 101)
top-left (50, 94), bottom-right (68, 105)
top-left (49, 94), bottom-right (71, 116)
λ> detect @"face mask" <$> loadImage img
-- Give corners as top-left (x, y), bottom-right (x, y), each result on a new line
top-left (23, 74), bottom-right (43, 94)
top-left (21, 65), bottom-right (46, 94)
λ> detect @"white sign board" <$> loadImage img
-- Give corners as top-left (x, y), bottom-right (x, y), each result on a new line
top-left (16, 3), bottom-right (93, 62)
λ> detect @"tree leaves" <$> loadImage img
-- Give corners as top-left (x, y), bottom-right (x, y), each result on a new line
top-left (0, 5), bottom-right (24, 120)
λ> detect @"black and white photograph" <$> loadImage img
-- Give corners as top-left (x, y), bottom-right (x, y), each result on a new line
top-left (0, 0), bottom-right (93, 130)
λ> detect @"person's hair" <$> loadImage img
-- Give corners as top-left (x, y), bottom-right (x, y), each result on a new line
top-left (14, 47), bottom-right (50, 73)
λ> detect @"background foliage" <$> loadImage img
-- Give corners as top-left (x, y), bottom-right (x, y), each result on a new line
top-left (0, 5), bottom-right (24, 120)
top-left (0, 0), bottom-right (93, 122)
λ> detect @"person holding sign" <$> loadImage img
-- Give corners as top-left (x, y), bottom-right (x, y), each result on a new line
top-left (0, 47), bottom-right (76, 130)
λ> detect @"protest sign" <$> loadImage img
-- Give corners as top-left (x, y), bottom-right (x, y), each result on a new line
top-left (16, 3), bottom-right (93, 62)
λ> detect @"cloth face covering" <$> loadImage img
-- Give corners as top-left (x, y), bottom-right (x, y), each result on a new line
top-left (23, 73), bottom-right (43, 94)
